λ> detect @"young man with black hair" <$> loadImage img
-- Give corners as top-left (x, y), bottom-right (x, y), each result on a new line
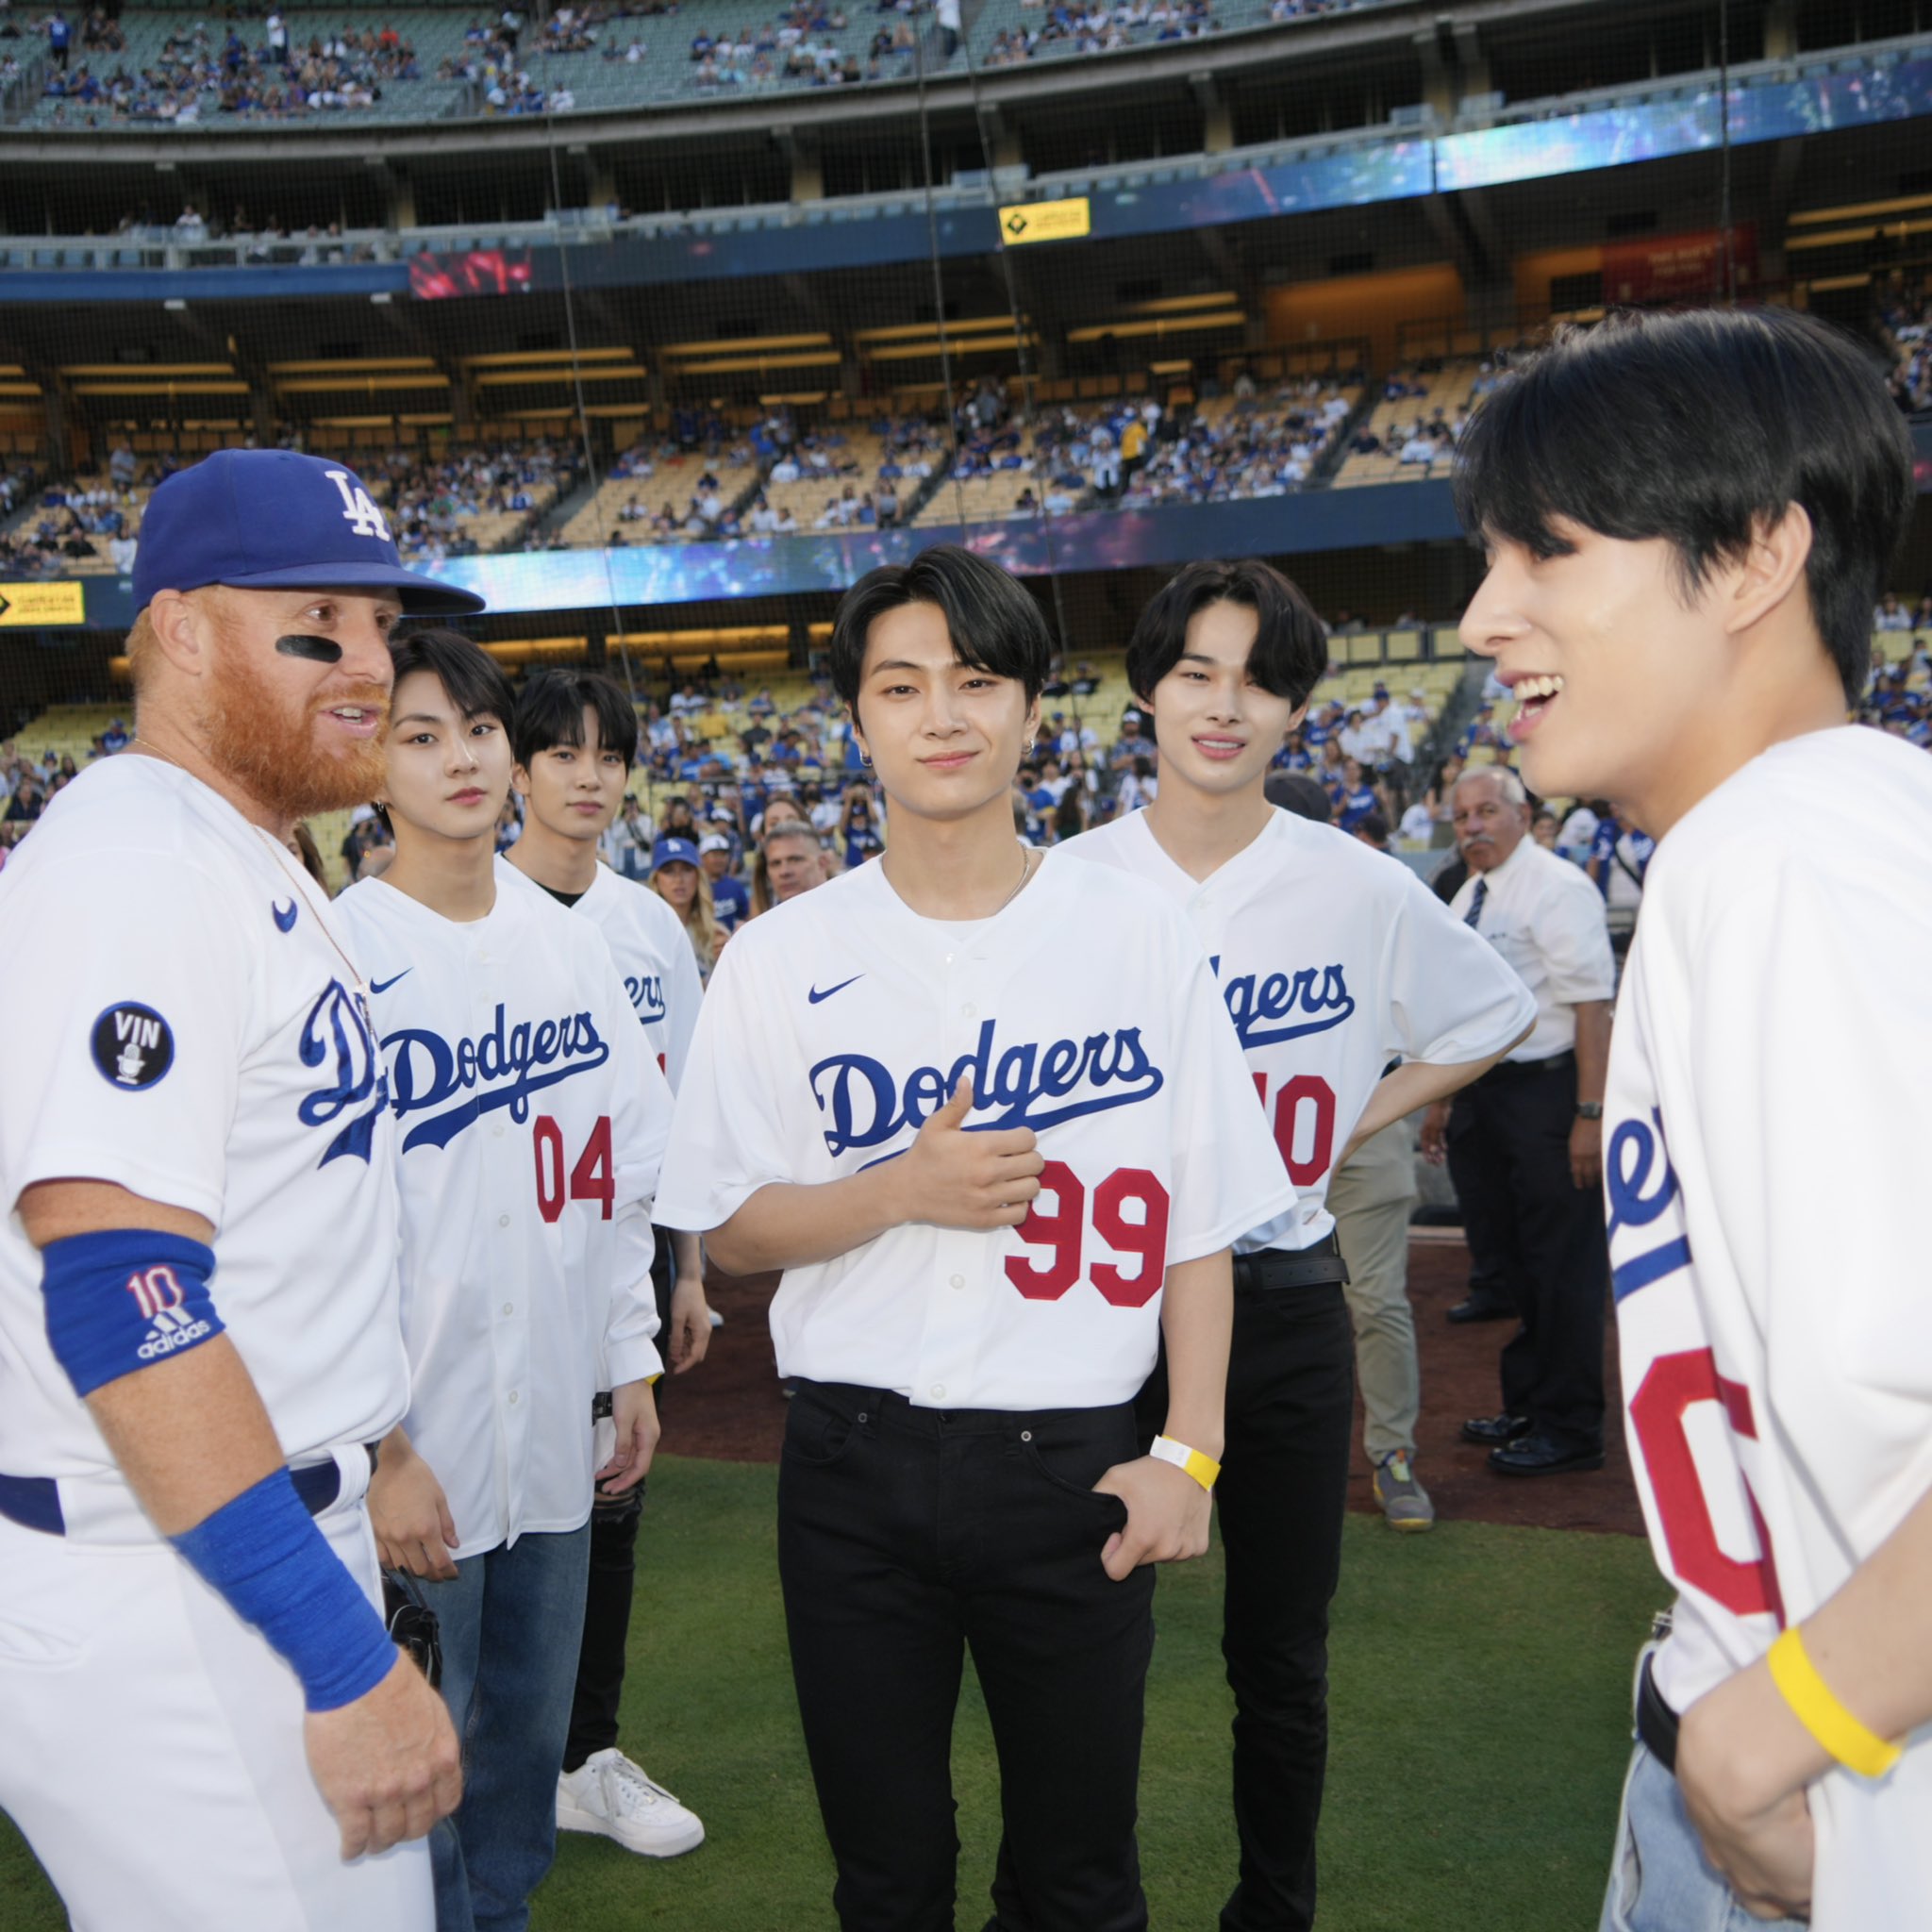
top-left (1455, 305), bottom-right (1926, 1932)
top-left (500, 667), bottom-right (710, 1861)
top-left (654, 543), bottom-right (1294, 1932)
top-left (1064, 557), bottom-right (1535, 1932)
top-left (336, 633), bottom-right (675, 1929)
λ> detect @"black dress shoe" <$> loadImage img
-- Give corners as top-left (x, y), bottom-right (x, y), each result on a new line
top-left (1489, 1432), bottom-right (1606, 1477)
top-left (1460, 1412), bottom-right (1531, 1447)
top-left (1447, 1296), bottom-right (1514, 1324)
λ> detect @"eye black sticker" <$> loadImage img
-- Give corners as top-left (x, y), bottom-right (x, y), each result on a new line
top-left (91, 1003), bottom-right (175, 1091)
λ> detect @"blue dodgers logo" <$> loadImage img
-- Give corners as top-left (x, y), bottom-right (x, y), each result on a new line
top-left (299, 980), bottom-right (387, 1166)
top-left (625, 973), bottom-right (667, 1026)
top-left (1210, 959), bottom-right (1356, 1048)
top-left (381, 1003), bottom-right (610, 1151)
top-left (1606, 1107), bottom-right (1692, 1302)
top-left (811, 1016), bottom-right (1163, 1158)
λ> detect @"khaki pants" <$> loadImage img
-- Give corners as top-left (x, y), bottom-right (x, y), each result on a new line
top-left (1328, 1115), bottom-right (1421, 1464)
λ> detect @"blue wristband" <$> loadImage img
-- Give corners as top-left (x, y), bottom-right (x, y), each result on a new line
top-left (170, 1468), bottom-right (398, 1713)
top-left (41, 1229), bottom-right (225, 1397)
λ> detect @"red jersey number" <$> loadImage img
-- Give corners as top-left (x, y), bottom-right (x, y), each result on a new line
top-left (1627, 1347), bottom-right (1785, 1624)
top-left (1004, 1161), bottom-right (1172, 1308)
top-left (533, 1114), bottom-right (616, 1224)
top-left (1253, 1071), bottom-right (1337, 1188)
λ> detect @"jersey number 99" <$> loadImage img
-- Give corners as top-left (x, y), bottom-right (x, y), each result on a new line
top-left (1004, 1161), bottom-right (1172, 1307)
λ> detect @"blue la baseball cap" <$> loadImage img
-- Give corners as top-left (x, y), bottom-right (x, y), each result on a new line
top-left (132, 449), bottom-right (486, 615)
top-left (651, 836), bottom-right (701, 874)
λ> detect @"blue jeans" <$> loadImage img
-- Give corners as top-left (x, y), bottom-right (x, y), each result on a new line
top-left (1600, 1744), bottom-right (1808, 1932)
top-left (422, 1524), bottom-right (592, 1932)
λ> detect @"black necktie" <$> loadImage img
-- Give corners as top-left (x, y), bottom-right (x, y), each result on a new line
top-left (1464, 876), bottom-right (1488, 930)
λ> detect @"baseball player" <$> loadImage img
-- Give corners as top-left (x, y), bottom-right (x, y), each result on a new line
top-left (1065, 558), bottom-right (1534, 1931)
top-left (501, 668), bottom-right (708, 1859)
top-left (0, 450), bottom-right (479, 1929)
top-left (655, 544), bottom-right (1295, 1932)
top-left (333, 630), bottom-right (674, 1931)
top-left (1454, 306), bottom-right (1925, 1932)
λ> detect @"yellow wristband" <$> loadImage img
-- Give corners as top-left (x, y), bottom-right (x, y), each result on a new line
top-left (1150, 1435), bottom-right (1221, 1493)
top-left (1766, 1627), bottom-right (1903, 1780)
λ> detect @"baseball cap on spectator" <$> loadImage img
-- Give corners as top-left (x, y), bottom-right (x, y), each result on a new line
top-left (698, 833), bottom-right (731, 856)
top-left (1264, 772), bottom-right (1334, 824)
top-left (131, 448), bottom-right (486, 615)
top-left (651, 836), bottom-right (701, 873)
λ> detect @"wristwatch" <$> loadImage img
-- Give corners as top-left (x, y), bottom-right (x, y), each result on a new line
top-left (1574, 1102), bottom-right (1604, 1120)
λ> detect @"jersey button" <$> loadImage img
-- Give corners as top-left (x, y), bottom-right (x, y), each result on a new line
top-left (493, 1122), bottom-right (506, 1138)
top-left (949, 1274), bottom-right (965, 1290)
top-left (929, 1384), bottom-right (945, 1400)
top-left (502, 1302), bottom-right (514, 1317)
top-left (498, 1213), bottom-right (510, 1228)
top-left (960, 1003), bottom-right (976, 1019)
top-left (508, 1390), bottom-right (520, 1406)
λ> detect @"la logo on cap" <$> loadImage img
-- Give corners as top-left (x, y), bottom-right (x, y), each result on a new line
top-left (325, 468), bottom-right (392, 543)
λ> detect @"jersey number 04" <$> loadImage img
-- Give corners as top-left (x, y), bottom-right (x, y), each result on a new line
top-left (533, 1114), bottom-right (615, 1223)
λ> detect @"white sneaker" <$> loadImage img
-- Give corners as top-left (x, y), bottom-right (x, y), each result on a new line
top-left (557, 1748), bottom-right (706, 1857)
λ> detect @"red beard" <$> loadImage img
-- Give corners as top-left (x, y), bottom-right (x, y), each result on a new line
top-left (200, 642), bottom-right (391, 822)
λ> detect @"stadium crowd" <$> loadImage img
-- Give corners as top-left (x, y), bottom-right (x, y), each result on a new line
top-left (38, 9), bottom-right (426, 124)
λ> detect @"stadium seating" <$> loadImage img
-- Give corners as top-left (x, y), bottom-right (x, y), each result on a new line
top-left (1329, 358), bottom-right (1515, 488)
top-left (23, 0), bottom-right (1385, 127)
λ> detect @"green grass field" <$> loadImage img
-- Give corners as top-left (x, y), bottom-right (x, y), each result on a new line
top-left (1, 1456), bottom-right (1661, 1930)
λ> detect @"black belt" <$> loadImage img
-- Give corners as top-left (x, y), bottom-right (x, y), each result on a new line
top-left (0, 1442), bottom-right (378, 1540)
top-left (1234, 1230), bottom-right (1350, 1291)
top-left (1478, 1049), bottom-right (1575, 1084)
top-left (1635, 1650), bottom-right (1679, 1774)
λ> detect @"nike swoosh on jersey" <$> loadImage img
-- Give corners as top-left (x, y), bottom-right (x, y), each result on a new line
top-left (273, 899), bottom-right (299, 932)
top-left (370, 970), bottom-right (413, 995)
top-left (808, 974), bottom-right (864, 1004)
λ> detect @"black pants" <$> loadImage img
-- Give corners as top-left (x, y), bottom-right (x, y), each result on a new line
top-left (778, 1380), bottom-right (1155, 1932)
top-left (1446, 1055), bottom-right (1607, 1451)
top-left (1136, 1277), bottom-right (1356, 1932)
top-left (562, 1228), bottom-right (674, 1773)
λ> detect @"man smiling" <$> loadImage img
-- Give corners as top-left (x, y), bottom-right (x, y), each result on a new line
top-left (0, 448), bottom-right (479, 1929)
top-left (654, 544), bottom-right (1293, 1932)
top-left (1454, 307), bottom-right (1924, 1931)
top-left (1065, 558), bottom-right (1532, 1930)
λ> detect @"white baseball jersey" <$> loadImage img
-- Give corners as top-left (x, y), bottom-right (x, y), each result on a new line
top-left (1607, 727), bottom-right (1932, 1928)
top-left (334, 858), bottom-right (669, 1555)
top-left (566, 860), bottom-right (703, 1091)
top-left (1068, 808), bottom-right (1535, 1251)
top-left (655, 848), bottom-right (1295, 1410)
top-left (0, 757), bottom-right (410, 1541)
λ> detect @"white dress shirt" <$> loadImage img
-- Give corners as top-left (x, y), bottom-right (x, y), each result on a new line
top-left (1448, 836), bottom-right (1613, 1060)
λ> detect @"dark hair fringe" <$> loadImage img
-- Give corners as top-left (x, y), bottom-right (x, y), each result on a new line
top-left (1124, 558), bottom-right (1329, 710)
top-left (511, 668), bottom-right (641, 772)
top-left (1452, 306), bottom-right (1914, 703)
top-left (390, 627), bottom-right (518, 731)
top-left (829, 543), bottom-right (1054, 724)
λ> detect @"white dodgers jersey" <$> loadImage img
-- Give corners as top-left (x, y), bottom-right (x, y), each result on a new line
top-left (334, 858), bottom-right (671, 1553)
top-left (0, 758), bottom-right (409, 1540)
top-left (655, 847), bottom-right (1296, 1411)
top-left (1607, 728), bottom-right (1932, 1929)
top-left (1069, 808), bottom-right (1535, 1250)
top-left (570, 861), bottom-right (703, 1090)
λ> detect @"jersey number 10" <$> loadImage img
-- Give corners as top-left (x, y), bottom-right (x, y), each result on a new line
top-left (533, 1114), bottom-right (615, 1223)
top-left (1254, 1072), bottom-right (1337, 1186)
